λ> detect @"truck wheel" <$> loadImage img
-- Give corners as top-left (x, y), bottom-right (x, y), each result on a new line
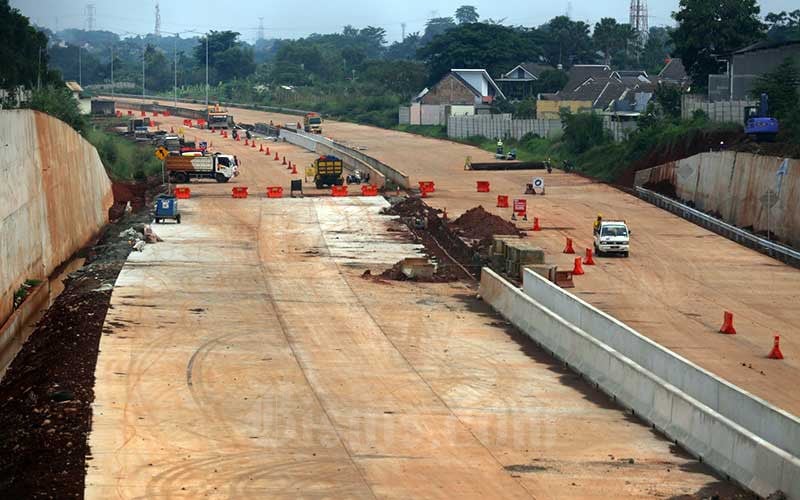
top-left (335, 178), bottom-right (344, 186)
top-left (315, 181), bottom-right (323, 189)
top-left (176, 214), bottom-right (181, 224)
top-left (155, 218), bottom-right (161, 224)
top-left (623, 251), bottom-right (629, 258)
top-left (175, 172), bottom-right (189, 183)
top-left (216, 173), bottom-right (229, 183)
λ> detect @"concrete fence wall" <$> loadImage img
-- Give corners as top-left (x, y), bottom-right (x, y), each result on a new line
top-left (681, 95), bottom-right (755, 124)
top-left (480, 267), bottom-right (800, 498)
top-left (635, 152), bottom-right (800, 248)
top-left (0, 110), bottom-right (113, 339)
top-left (447, 114), bottom-right (562, 140)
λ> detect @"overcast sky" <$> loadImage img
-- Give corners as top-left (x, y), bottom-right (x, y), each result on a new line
top-left (11, 0), bottom-right (798, 42)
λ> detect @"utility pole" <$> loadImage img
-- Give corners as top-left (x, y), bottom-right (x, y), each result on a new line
top-left (257, 17), bottom-right (264, 41)
top-left (85, 3), bottom-right (95, 31)
top-left (154, 2), bottom-right (161, 37)
top-left (205, 34), bottom-right (209, 108)
top-left (174, 37), bottom-right (178, 108)
top-left (110, 45), bottom-right (114, 97)
top-left (78, 45), bottom-right (82, 86)
top-left (37, 45), bottom-right (42, 90)
top-left (142, 45), bottom-right (146, 99)
top-left (401, 22), bottom-right (406, 40)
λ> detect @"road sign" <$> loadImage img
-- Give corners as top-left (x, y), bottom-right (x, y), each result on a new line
top-left (533, 177), bottom-right (544, 189)
top-left (513, 198), bottom-right (527, 215)
top-left (154, 146), bottom-right (169, 161)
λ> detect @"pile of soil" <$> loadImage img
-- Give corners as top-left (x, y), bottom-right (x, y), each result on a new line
top-left (109, 175), bottom-right (164, 221)
top-left (450, 206), bottom-right (522, 250)
top-left (0, 210), bottom-right (151, 499)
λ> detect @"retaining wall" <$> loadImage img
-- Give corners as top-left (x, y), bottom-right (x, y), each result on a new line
top-left (0, 110), bottom-right (113, 342)
top-left (480, 267), bottom-right (800, 498)
top-left (634, 152), bottom-right (800, 248)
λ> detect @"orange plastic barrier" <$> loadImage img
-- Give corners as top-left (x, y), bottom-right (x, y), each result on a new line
top-left (266, 186), bottom-right (284, 199)
top-left (476, 181), bottom-right (490, 192)
top-left (419, 181), bottom-right (435, 193)
top-left (140, 110), bottom-right (146, 117)
top-left (496, 195), bottom-right (509, 208)
top-left (127, 110), bottom-right (133, 116)
top-left (174, 187), bottom-right (191, 199)
top-left (231, 187), bottom-right (249, 199)
top-left (361, 184), bottom-right (379, 196)
top-left (331, 186), bottom-right (348, 197)
top-left (719, 311), bottom-right (736, 335)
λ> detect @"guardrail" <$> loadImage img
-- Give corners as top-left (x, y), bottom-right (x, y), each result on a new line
top-left (103, 92), bottom-right (314, 116)
top-left (481, 267), bottom-right (800, 499)
top-left (635, 186), bottom-right (800, 268)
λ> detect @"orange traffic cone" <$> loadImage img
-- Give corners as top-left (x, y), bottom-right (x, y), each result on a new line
top-left (563, 237), bottom-right (575, 254)
top-left (719, 311), bottom-right (736, 335)
top-left (274, 152), bottom-right (280, 161)
top-left (287, 161), bottom-right (292, 170)
top-left (282, 156), bottom-right (287, 165)
top-left (251, 141), bottom-right (256, 148)
top-left (291, 164), bottom-right (298, 174)
top-left (584, 248), bottom-right (595, 265)
top-left (209, 141), bottom-right (213, 148)
top-left (768, 335), bottom-right (784, 359)
top-left (244, 139), bottom-right (249, 146)
top-left (533, 217), bottom-right (541, 231)
top-left (266, 146), bottom-right (270, 155)
top-left (259, 144), bottom-right (264, 152)
top-left (572, 257), bottom-right (585, 275)
top-left (170, 127), bottom-right (174, 133)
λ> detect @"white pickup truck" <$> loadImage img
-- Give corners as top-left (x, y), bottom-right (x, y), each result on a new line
top-left (594, 220), bottom-right (631, 257)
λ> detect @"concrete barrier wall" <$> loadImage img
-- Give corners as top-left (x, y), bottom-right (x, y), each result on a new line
top-left (521, 267), bottom-right (800, 460)
top-left (635, 152), bottom-right (800, 248)
top-left (0, 110), bottom-right (113, 330)
top-left (480, 268), bottom-right (800, 498)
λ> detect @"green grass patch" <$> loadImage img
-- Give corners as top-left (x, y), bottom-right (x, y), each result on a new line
top-left (85, 126), bottom-right (162, 181)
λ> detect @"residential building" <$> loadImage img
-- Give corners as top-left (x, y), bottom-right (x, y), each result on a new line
top-left (708, 40), bottom-right (800, 100)
top-left (403, 69), bottom-right (505, 125)
top-left (496, 62), bottom-right (552, 100)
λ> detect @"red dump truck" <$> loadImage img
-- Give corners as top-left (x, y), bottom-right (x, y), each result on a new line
top-left (166, 153), bottom-right (238, 183)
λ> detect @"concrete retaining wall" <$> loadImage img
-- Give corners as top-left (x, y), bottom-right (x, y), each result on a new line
top-left (447, 114), bottom-right (562, 140)
top-left (480, 267), bottom-right (800, 498)
top-left (0, 110), bottom-right (113, 337)
top-left (635, 152), bottom-right (800, 248)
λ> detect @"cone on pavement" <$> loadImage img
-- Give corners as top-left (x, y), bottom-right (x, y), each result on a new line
top-left (584, 248), bottom-right (596, 265)
top-left (768, 336), bottom-right (784, 359)
top-left (251, 141), bottom-right (256, 148)
top-left (266, 146), bottom-right (270, 155)
top-left (282, 156), bottom-right (287, 165)
top-left (563, 237), bottom-right (575, 254)
top-left (274, 152), bottom-right (280, 161)
top-left (533, 217), bottom-right (541, 231)
top-left (291, 164), bottom-right (298, 174)
top-left (286, 161), bottom-right (292, 170)
top-left (572, 257), bottom-right (585, 275)
top-left (259, 144), bottom-right (264, 152)
top-left (170, 127), bottom-right (174, 133)
top-left (719, 311), bottom-right (736, 335)
top-left (245, 139), bottom-right (249, 146)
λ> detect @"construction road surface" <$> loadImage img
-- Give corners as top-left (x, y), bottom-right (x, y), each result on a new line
top-left (116, 98), bottom-right (800, 417)
top-left (86, 113), bottom-right (744, 498)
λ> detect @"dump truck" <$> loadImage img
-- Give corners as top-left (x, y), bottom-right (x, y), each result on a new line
top-left (207, 104), bottom-right (234, 130)
top-left (166, 153), bottom-right (238, 183)
top-left (593, 220), bottom-right (631, 257)
top-left (304, 112), bottom-right (323, 134)
top-left (313, 155), bottom-right (343, 188)
top-left (127, 118), bottom-right (150, 141)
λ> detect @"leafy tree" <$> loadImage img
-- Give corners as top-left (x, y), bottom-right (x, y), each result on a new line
top-left (421, 17), bottom-right (457, 44)
top-left (514, 98), bottom-right (537, 118)
top-left (194, 31), bottom-right (254, 83)
top-left (360, 60), bottom-right (428, 94)
top-left (144, 44), bottom-right (173, 91)
top-left (765, 10), bottom-right (800, 42)
top-left (671, 0), bottom-right (765, 92)
top-left (749, 57), bottom-right (800, 119)
top-left (534, 69), bottom-right (568, 94)
top-left (386, 33), bottom-right (422, 60)
top-left (641, 26), bottom-right (674, 74)
top-left (540, 16), bottom-right (594, 67)
top-left (418, 23), bottom-right (540, 84)
top-left (0, 0), bottom-right (60, 95)
top-left (654, 84), bottom-right (683, 119)
top-left (560, 110), bottom-right (611, 154)
top-left (455, 5), bottom-right (480, 24)
top-left (593, 18), bottom-right (637, 66)
top-left (24, 86), bottom-right (86, 132)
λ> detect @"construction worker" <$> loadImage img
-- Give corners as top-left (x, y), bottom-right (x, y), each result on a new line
top-left (593, 214), bottom-right (603, 235)
top-left (496, 139), bottom-right (504, 156)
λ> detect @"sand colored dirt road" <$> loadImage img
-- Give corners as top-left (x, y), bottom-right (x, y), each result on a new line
top-left (115, 98), bottom-right (800, 418)
top-left (87, 156), bottom-right (739, 498)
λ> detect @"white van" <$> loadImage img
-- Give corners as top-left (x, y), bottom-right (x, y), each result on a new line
top-left (594, 220), bottom-right (630, 257)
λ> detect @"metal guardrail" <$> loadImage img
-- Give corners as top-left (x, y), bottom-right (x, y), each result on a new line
top-left (102, 93), bottom-right (314, 117)
top-left (634, 186), bottom-right (800, 267)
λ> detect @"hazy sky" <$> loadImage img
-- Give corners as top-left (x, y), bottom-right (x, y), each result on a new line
top-left (11, 0), bottom-right (798, 42)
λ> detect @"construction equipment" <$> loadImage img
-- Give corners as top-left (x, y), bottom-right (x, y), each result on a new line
top-left (206, 104), bottom-right (234, 130)
top-left (313, 155), bottom-right (344, 188)
top-left (166, 153), bottom-right (238, 183)
top-left (593, 220), bottom-right (631, 257)
top-left (745, 93), bottom-right (779, 142)
top-left (303, 112), bottom-right (323, 134)
top-left (153, 194), bottom-right (181, 224)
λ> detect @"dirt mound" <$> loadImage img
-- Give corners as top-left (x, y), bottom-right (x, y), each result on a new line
top-left (379, 260), bottom-right (463, 283)
top-left (450, 206), bottom-right (522, 241)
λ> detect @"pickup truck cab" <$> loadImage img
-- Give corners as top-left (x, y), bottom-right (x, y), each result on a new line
top-left (594, 220), bottom-right (630, 257)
